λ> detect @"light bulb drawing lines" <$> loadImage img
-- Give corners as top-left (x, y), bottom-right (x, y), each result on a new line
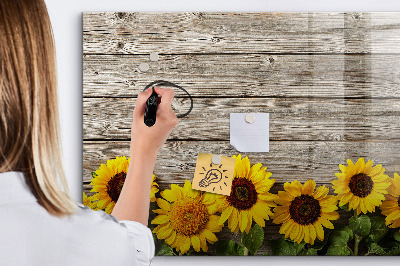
top-left (198, 163), bottom-right (229, 192)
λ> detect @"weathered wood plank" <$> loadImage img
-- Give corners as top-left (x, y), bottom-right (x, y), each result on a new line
top-left (83, 12), bottom-right (400, 54)
top-left (83, 54), bottom-right (400, 98)
top-left (83, 97), bottom-right (400, 141)
top-left (82, 140), bottom-right (400, 184)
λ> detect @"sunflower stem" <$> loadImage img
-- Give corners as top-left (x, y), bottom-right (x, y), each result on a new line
top-left (354, 234), bottom-right (361, 256)
top-left (353, 210), bottom-right (361, 256)
top-left (244, 247), bottom-right (249, 256)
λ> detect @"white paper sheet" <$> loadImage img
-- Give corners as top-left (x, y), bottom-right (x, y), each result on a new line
top-left (230, 113), bottom-right (269, 152)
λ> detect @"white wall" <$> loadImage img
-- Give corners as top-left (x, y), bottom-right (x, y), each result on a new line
top-left (46, 0), bottom-right (400, 265)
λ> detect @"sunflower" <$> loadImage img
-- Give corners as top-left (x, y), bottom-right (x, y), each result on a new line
top-left (150, 174), bottom-right (159, 202)
top-left (151, 180), bottom-right (222, 254)
top-left (90, 156), bottom-right (158, 214)
top-left (380, 173), bottom-right (400, 231)
top-left (332, 158), bottom-right (391, 215)
top-left (272, 180), bottom-right (339, 245)
top-left (216, 154), bottom-right (276, 233)
top-left (83, 192), bottom-right (98, 210)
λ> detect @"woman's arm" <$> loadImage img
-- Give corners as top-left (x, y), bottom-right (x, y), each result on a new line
top-left (111, 87), bottom-right (178, 225)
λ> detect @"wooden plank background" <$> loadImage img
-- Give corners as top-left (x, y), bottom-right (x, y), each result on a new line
top-left (83, 12), bottom-right (400, 255)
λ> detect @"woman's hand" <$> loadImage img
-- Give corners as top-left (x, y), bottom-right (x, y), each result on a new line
top-left (111, 86), bottom-right (178, 224)
top-left (130, 86), bottom-right (179, 156)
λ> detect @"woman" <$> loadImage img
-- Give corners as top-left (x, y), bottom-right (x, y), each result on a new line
top-left (0, 0), bottom-right (178, 265)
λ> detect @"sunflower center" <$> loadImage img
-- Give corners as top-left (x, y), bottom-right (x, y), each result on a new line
top-left (227, 178), bottom-right (258, 210)
top-left (235, 186), bottom-right (249, 200)
top-left (169, 198), bottom-right (209, 236)
top-left (106, 172), bottom-right (126, 202)
top-left (349, 173), bottom-right (374, 198)
top-left (289, 195), bottom-right (321, 225)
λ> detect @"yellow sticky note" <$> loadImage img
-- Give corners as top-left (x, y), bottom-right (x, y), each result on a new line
top-left (192, 153), bottom-right (236, 196)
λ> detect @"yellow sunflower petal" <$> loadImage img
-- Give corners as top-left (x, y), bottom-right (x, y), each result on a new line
top-left (156, 198), bottom-right (171, 211)
top-left (315, 222), bottom-right (324, 241)
top-left (355, 158), bottom-right (365, 174)
top-left (151, 215), bottom-right (169, 225)
top-left (302, 180), bottom-right (316, 195)
top-left (202, 229), bottom-right (218, 242)
top-left (303, 224), bottom-right (310, 244)
top-left (308, 224), bottom-right (316, 245)
top-left (191, 235), bottom-right (201, 252)
top-left (284, 182), bottom-right (301, 198)
top-left (161, 189), bottom-right (177, 202)
top-left (166, 230), bottom-right (176, 245)
top-left (180, 236), bottom-right (191, 254)
top-left (239, 211), bottom-right (248, 232)
top-left (252, 209), bottom-right (266, 227)
top-left (228, 208), bottom-right (239, 231)
top-left (157, 226), bottom-right (173, 239)
top-left (386, 210), bottom-right (400, 222)
top-left (219, 205), bottom-right (233, 225)
top-left (290, 223), bottom-right (300, 242)
top-left (208, 215), bottom-right (223, 232)
top-left (313, 185), bottom-right (329, 200)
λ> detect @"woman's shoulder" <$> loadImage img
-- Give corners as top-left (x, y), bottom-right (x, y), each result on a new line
top-left (73, 202), bottom-right (120, 224)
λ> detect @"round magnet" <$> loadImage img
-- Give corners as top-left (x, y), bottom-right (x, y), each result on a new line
top-left (149, 52), bottom-right (159, 62)
top-left (212, 155), bottom-right (222, 165)
top-left (138, 62), bottom-right (149, 72)
top-left (245, 114), bottom-right (255, 124)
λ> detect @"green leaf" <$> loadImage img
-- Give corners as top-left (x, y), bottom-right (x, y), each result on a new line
top-left (215, 240), bottom-right (245, 256)
top-left (380, 237), bottom-right (400, 255)
top-left (241, 224), bottom-right (264, 255)
top-left (91, 171), bottom-right (97, 179)
top-left (339, 203), bottom-right (350, 211)
top-left (368, 243), bottom-right (386, 255)
top-left (269, 239), bottom-right (298, 256)
top-left (394, 231), bottom-right (400, 242)
top-left (387, 242), bottom-right (400, 255)
top-left (324, 226), bottom-right (353, 256)
top-left (298, 248), bottom-right (318, 256)
top-left (365, 216), bottom-right (388, 244)
top-left (185, 248), bottom-right (208, 256)
top-left (294, 242), bottom-right (305, 254)
top-left (156, 243), bottom-right (176, 256)
top-left (311, 228), bottom-right (333, 252)
top-left (342, 226), bottom-right (354, 241)
top-left (325, 246), bottom-right (351, 256)
top-left (309, 241), bottom-right (326, 251)
top-left (349, 215), bottom-right (371, 238)
top-left (330, 228), bottom-right (351, 247)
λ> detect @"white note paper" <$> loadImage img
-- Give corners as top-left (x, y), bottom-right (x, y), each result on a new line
top-left (230, 113), bottom-right (269, 152)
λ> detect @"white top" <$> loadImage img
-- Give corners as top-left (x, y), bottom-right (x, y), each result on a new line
top-left (0, 171), bottom-right (155, 266)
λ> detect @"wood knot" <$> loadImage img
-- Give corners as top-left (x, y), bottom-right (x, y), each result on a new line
top-left (211, 37), bottom-right (221, 43)
top-left (117, 42), bottom-right (125, 50)
top-left (193, 12), bottom-right (204, 20)
top-left (216, 25), bottom-right (227, 32)
top-left (116, 12), bottom-right (125, 19)
top-left (103, 121), bottom-right (111, 130)
top-left (94, 71), bottom-right (99, 75)
top-left (124, 80), bottom-right (135, 87)
top-left (268, 56), bottom-right (275, 64)
top-left (352, 13), bottom-right (361, 20)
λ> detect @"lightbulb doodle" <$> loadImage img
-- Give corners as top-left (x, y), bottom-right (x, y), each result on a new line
top-left (192, 153), bottom-right (236, 196)
top-left (198, 163), bottom-right (230, 192)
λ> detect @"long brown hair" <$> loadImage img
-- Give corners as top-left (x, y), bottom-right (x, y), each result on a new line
top-left (0, 0), bottom-right (76, 216)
